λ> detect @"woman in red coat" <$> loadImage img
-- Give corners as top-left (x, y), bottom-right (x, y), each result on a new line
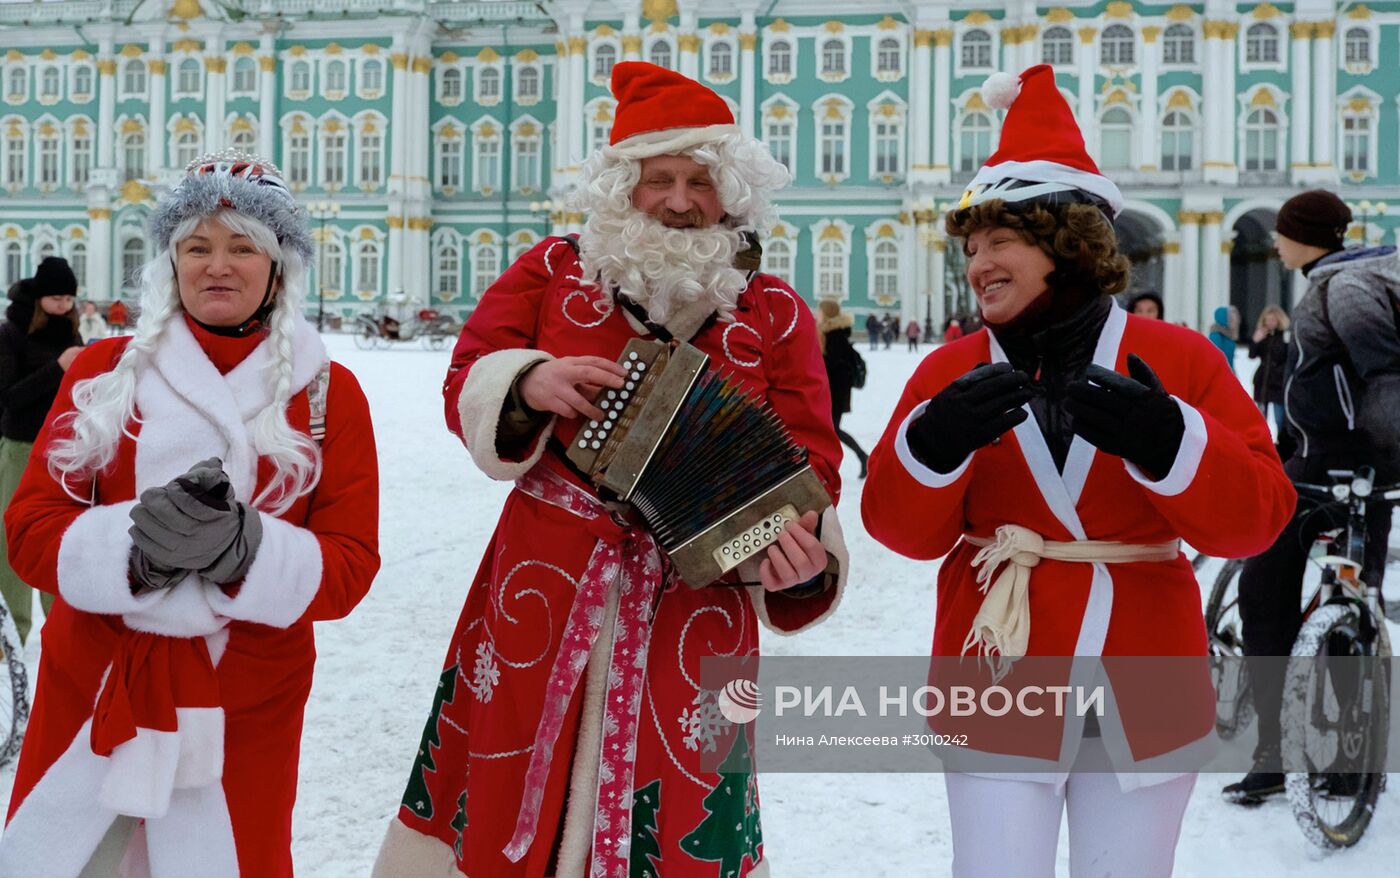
top-left (0, 151), bottom-right (379, 877)
top-left (862, 67), bottom-right (1294, 877)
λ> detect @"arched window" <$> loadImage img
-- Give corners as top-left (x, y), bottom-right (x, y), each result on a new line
top-left (290, 61), bottom-right (311, 93)
top-left (37, 241), bottom-right (55, 262)
top-left (360, 59), bottom-right (383, 93)
top-left (3, 241), bottom-right (21, 286)
top-left (177, 58), bottom-right (201, 94)
top-left (440, 67), bottom-right (461, 100)
top-left (816, 238), bottom-right (846, 299)
top-left (648, 41), bottom-right (672, 69)
top-left (230, 126), bottom-right (255, 152)
top-left (6, 67), bottom-right (27, 100)
top-left (436, 240), bottom-right (460, 297)
top-left (1345, 28), bottom-right (1371, 65)
top-left (174, 129), bottom-right (200, 169)
top-left (1099, 108), bottom-right (1133, 168)
top-left (355, 240), bottom-right (381, 295)
top-left (121, 130), bottom-right (145, 180)
top-left (1100, 25), bottom-right (1134, 66)
top-left (768, 40), bottom-right (792, 76)
top-left (4, 126), bottom-right (26, 186)
top-left (1342, 112), bottom-right (1372, 174)
top-left (1042, 27), bottom-right (1073, 65)
top-left (41, 67), bottom-right (60, 98)
top-left (232, 57), bottom-right (257, 93)
top-left (766, 237), bottom-right (793, 284)
top-left (122, 59), bottom-right (146, 96)
top-left (961, 30), bottom-right (992, 69)
top-left (709, 42), bottom-right (733, 78)
top-left (594, 44), bottom-right (617, 80)
top-left (871, 239), bottom-right (899, 304)
top-left (286, 118), bottom-right (310, 186)
top-left (876, 38), bottom-right (901, 75)
top-left (122, 237), bottom-right (146, 289)
top-left (478, 67), bottom-right (500, 101)
top-left (820, 40), bottom-right (845, 76)
top-left (1243, 108), bottom-right (1280, 171)
top-left (472, 242), bottom-right (500, 298)
top-left (69, 242), bottom-right (86, 289)
top-left (517, 66), bottom-right (539, 100)
top-left (958, 111), bottom-right (993, 172)
top-left (325, 60), bottom-right (347, 94)
top-left (1161, 110), bottom-right (1194, 171)
top-left (37, 129), bottom-right (60, 186)
top-left (73, 66), bottom-right (93, 97)
top-left (1245, 24), bottom-right (1279, 64)
top-left (322, 239), bottom-right (344, 295)
top-left (1163, 24), bottom-right (1195, 65)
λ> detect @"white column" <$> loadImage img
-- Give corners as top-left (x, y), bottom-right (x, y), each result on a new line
top-left (1311, 22), bottom-right (1335, 171)
top-left (386, 43), bottom-right (410, 297)
top-left (258, 34), bottom-right (277, 159)
top-left (550, 40), bottom-right (570, 174)
top-left (679, 12), bottom-right (699, 80)
top-left (568, 30), bottom-right (586, 168)
top-left (1077, 26), bottom-right (1097, 134)
top-left (1200, 213), bottom-right (1225, 326)
top-left (146, 41), bottom-right (167, 173)
top-left (1022, 24), bottom-right (1040, 72)
top-left (621, 13), bottom-right (642, 62)
top-left (931, 30), bottom-right (952, 180)
top-left (1138, 28), bottom-right (1160, 168)
top-left (1177, 214), bottom-right (1202, 329)
top-left (1215, 25), bottom-right (1238, 182)
top-left (910, 31), bottom-right (932, 178)
top-left (97, 42), bottom-right (116, 171)
top-left (739, 17), bottom-right (756, 138)
top-left (87, 206), bottom-right (113, 300)
top-left (910, 216), bottom-right (929, 331)
top-left (406, 51), bottom-right (433, 302)
top-left (204, 39), bottom-right (227, 153)
top-left (1161, 241), bottom-right (1181, 322)
top-left (1289, 22), bottom-right (1312, 178)
top-left (929, 238), bottom-right (947, 334)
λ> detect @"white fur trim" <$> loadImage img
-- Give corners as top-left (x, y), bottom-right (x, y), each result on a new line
top-left (982, 71), bottom-right (1021, 110)
top-left (966, 158), bottom-right (1124, 218)
top-left (56, 499), bottom-right (146, 614)
top-left (204, 512), bottom-right (323, 628)
top-left (749, 505), bottom-right (848, 636)
top-left (893, 400), bottom-right (973, 488)
top-left (122, 571), bottom-right (224, 637)
top-left (99, 707), bottom-right (224, 818)
top-left (606, 124), bottom-right (742, 160)
top-left (455, 347), bottom-right (557, 481)
top-left (1123, 398), bottom-right (1208, 497)
top-left (372, 819), bottom-right (467, 878)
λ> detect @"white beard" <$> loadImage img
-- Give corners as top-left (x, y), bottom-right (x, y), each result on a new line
top-left (577, 206), bottom-right (749, 325)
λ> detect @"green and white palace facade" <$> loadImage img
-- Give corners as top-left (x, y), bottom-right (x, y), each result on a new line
top-left (1, 0), bottom-right (1398, 331)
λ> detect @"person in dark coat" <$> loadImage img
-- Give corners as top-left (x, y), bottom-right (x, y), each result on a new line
top-left (0, 256), bottom-right (84, 643)
top-left (819, 299), bottom-right (868, 478)
top-left (1127, 291), bottom-right (1164, 320)
top-left (1247, 304), bottom-right (1289, 434)
top-left (864, 311), bottom-right (881, 351)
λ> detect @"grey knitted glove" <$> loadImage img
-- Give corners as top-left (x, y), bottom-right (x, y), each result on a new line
top-left (128, 458), bottom-right (264, 584)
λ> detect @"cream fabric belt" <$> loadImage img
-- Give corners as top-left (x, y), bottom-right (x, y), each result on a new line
top-left (963, 524), bottom-right (1180, 680)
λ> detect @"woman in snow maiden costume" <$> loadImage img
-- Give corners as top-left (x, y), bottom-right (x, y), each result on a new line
top-left (0, 151), bottom-right (380, 877)
top-left (375, 63), bottom-right (846, 878)
top-left (861, 66), bottom-right (1294, 876)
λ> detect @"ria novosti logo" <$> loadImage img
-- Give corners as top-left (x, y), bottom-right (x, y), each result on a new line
top-left (717, 678), bottom-right (762, 724)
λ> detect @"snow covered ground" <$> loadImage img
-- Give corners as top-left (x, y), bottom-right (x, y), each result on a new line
top-left (3, 331), bottom-right (1398, 876)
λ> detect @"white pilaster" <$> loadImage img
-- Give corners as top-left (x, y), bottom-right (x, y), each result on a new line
top-left (1311, 22), bottom-right (1336, 172)
top-left (679, 11), bottom-right (699, 80)
top-left (1201, 21), bottom-right (1236, 182)
top-left (622, 11), bottom-right (642, 62)
top-left (386, 40), bottom-right (410, 296)
top-left (929, 238), bottom-right (947, 334)
top-left (1161, 241), bottom-right (1182, 322)
top-left (1199, 213), bottom-right (1225, 325)
top-left (738, 12), bottom-right (757, 139)
top-left (204, 38), bottom-right (227, 154)
top-left (87, 206), bottom-right (113, 301)
top-left (1077, 26), bottom-right (1097, 134)
top-left (568, 25), bottom-right (586, 168)
top-left (1289, 23), bottom-right (1312, 179)
top-left (910, 215), bottom-right (928, 330)
top-left (909, 30), bottom-right (932, 181)
top-left (258, 34), bottom-right (276, 159)
top-left (97, 39), bottom-right (116, 171)
top-left (931, 30), bottom-right (952, 182)
top-left (1138, 28), bottom-right (1160, 169)
top-left (1177, 214), bottom-right (1202, 329)
top-left (147, 39), bottom-right (167, 173)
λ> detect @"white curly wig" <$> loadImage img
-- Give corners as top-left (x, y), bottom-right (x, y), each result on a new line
top-left (571, 131), bottom-right (790, 323)
top-left (46, 208), bottom-right (321, 514)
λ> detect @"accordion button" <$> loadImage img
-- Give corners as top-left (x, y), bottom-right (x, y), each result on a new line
top-left (628, 351), bottom-right (639, 361)
top-left (620, 390), bottom-right (630, 400)
top-left (577, 440), bottom-right (587, 448)
top-left (583, 430), bottom-right (592, 439)
top-left (591, 441), bottom-right (601, 449)
top-left (625, 381), bottom-right (636, 390)
top-left (607, 391), bottom-right (617, 400)
top-left (636, 362), bottom-right (647, 371)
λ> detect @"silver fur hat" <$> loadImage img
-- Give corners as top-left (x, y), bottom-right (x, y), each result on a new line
top-left (149, 149), bottom-right (315, 263)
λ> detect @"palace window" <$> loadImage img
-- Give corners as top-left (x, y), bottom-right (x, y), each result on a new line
top-left (876, 38), bottom-right (901, 76)
top-left (648, 40), bottom-right (672, 70)
top-left (766, 237), bottom-right (793, 285)
top-left (356, 240), bottom-right (381, 295)
top-left (71, 129), bottom-right (91, 185)
top-left (1160, 110), bottom-right (1194, 171)
top-left (38, 131), bottom-right (60, 186)
top-left (176, 58), bottom-right (201, 96)
top-left (820, 40), bottom-right (846, 77)
top-left (817, 238), bottom-right (847, 300)
top-left (1163, 24), bottom-right (1195, 65)
top-left (1042, 28), bottom-right (1073, 66)
top-left (120, 130), bottom-right (144, 180)
top-left (961, 30), bottom-right (992, 69)
top-left (1344, 28), bottom-right (1371, 65)
top-left (440, 67), bottom-right (462, 101)
top-left (768, 41), bottom-right (792, 77)
top-left (517, 66), bottom-right (540, 101)
top-left (709, 42), bottom-right (733, 79)
top-left (232, 57), bottom-right (257, 93)
top-left (1101, 25), bottom-right (1134, 66)
top-left (957, 111), bottom-right (993, 173)
top-left (1242, 108), bottom-right (1280, 171)
top-left (122, 60), bottom-right (146, 97)
top-left (594, 44), bottom-right (617, 80)
top-left (41, 67), bottom-right (60, 99)
top-left (1342, 113), bottom-right (1371, 175)
top-left (325, 60), bottom-right (347, 94)
top-left (360, 59), bottom-right (383, 93)
top-left (290, 61), bottom-right (312, 94)
top-left (871, 239), bottom-right (899, 303)
top-left (1245, 24), bottom-right (1279, 64)
top-left (174, 129), bottom-right (200, 170)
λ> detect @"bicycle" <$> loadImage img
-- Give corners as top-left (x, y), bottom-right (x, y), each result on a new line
top-left (1201, 468), bottom-right (1398, 848)
top-left (0, 593), bottom-right (30, 767)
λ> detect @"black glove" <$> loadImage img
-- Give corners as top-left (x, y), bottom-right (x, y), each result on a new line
top-left (128, 458), bottom-right (264, 585)
top-left (907, 362), bottom-right (1033, 473)
top-left (1065, 354), bottom-right (1185, 480)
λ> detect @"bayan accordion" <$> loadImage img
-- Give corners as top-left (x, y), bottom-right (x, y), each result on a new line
top-left (567, 338), bottom-right (831, 588)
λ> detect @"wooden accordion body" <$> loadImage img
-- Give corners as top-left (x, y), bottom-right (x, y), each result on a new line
top-left (567, 338), bottom-right (831, 588)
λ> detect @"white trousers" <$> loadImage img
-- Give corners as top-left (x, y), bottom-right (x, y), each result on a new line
top-left (944, 738), bottom-right (1196, 878)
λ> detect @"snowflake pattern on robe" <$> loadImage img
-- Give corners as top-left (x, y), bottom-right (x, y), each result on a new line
top-left (679, 688), bottom-right (731, 754)
top-left (469, 640), bottom-right (501, 702)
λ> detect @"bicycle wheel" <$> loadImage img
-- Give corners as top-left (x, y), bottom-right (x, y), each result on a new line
top-left (1205, 559), bottom-right (1254, 740)
top-left (0, 598), bottom-right (30, 767)
top-left (1283, 602), bottom-right (1390, 848)
top-left (352, 321), bottom-right (378, 350)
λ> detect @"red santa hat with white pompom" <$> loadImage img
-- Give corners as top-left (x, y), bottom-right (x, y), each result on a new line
top-left (960, 64), bottom-right (1124, 218)
top-left (606, 61), bottom-right (741, 159)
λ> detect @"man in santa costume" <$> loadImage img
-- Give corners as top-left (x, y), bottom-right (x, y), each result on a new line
top-left (373, 63), bottom-right (845, 878)
top-left (0, 151), bottom-right (380, 876)
top-left (862, 65), bottom-right (1293, 876)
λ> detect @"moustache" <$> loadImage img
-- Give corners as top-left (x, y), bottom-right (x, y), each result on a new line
top-left (651, 207), bottom-right (709, 229)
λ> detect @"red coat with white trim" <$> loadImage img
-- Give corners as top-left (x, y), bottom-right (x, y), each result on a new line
top-left (375, 238), bottom-right (846, 878)
top-left (1, 319), bottom-right (379, 877)
top-left (862, 307), bottom-right (1293, 778)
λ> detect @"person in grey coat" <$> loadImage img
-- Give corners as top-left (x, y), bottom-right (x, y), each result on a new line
top-left (1229, 190), bottom-right (1400, 804)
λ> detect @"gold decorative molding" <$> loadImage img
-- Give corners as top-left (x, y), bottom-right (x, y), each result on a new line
top-left (595, 24), bottom-right (616, 37)
top-left (205, 57), bottom-right (225, 73)
top-left (567, 36), bottom-right (588, 55)
top-left (168, 0), bottom-right (203, 20)
top-left (1104, 1), bottom-right (1133, 19)
top-left (965, 93), bottom-right (988, 111)
top-left (1347, 4), bottom-right (1372, 19)
top-left (171, 38), bottom-right (199, 53)
top-left (120, 118), bottom-right (144, 134)
top-left (1346, 96), bottom-right (1374, 112)
top-left (914, 30), bottom-right (935, 48)
top-left (934, 30), bottom-right (954, 48)
top-left (98, 59), bottom-right (117, 75)
top-left (412, 57), bottom-right (432, 74)
top-left (1078, 27), bottom-right (1098, 45)
top-left (818, 224), bottom-right (846, 242)
top-left (325, 42), bottom-right (344, 56)
top-left (1250, 2), bottom-right (1283, 19)
top-left (119, 44), bottom-right (144, 58)
top-left (877, 15), bottom-right (900, 31)
top-left (72, 49), bottom-right (91, 61)
top-left (258, 56), bottom-right (275, 72)
top-left (40, 48), bottom-right (56, 61)
top-left (516, 49), bottom-right (539, 63)
top-left (1221, 241), bottom-right (1234, 254)
top-left (230, 42), bottom-right (254, 56)
top-left (1178, 209), bottom-right (1202, 224)
top-left (769, 18), bottom-right (791, 34)
top-left (1166, 89), bottom-right (1193, 109)
top-left (738, 33), bottom-right (756, 51)
top-left (1313, 21), bottom-right (1336, 38)
top-left (1166, 4), bottom-right (1195, 22)
top-left (172, 117), bottom-right (197, 134)
top-left (1046, 7), bottom-right (1075, 24)
top-left (477, 47), bottom-right (501, 63)
top-left (118, 179), bottom-right (151, 204)
top-left (678, 34), bottom-right (701, 53)
top-left (1290, 22), bottom-right (1314, 39)
top-left (289, 45), bottom-right (308, 57)
top-left (362, 44), bottom-right (381, 55)
top-left (390, 52), bottom-right (409, 70)
top-left (708, 22), bottom-right (730, 36)
top-left (1163, 241), bottom-right (1181, 254)
top-left (386, 215), bottom-right (404, 229)
top-left (622, 35), bottom-right (643, 53)
top-left (823, 21), bottom-right (845, 34)
top-left (1201, 211), bottom-right (1224, 225)
top-left (1249, 89), bottom-right (1277, 108)
top-left (642, 0), bottom-right (677, 23)
top-left (147, 59), bottom-right (167, 74)
top-left (963, 12), bottom-right (992, 26)
top-left (439, 50), bottom-right (460, 64)
top-left (1142, 26), bottom-right (1161, 44)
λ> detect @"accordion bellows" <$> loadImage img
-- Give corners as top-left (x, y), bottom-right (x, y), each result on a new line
top-left (568, 339), bottom-right (831, 588)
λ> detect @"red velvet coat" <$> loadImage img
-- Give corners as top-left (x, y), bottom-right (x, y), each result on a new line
top-left (376, 238), bottom-right (846, 878)
top-left (2, 320), bottom-right (379, 877)
top-left (862, 307), bottom-right (1294, 785)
